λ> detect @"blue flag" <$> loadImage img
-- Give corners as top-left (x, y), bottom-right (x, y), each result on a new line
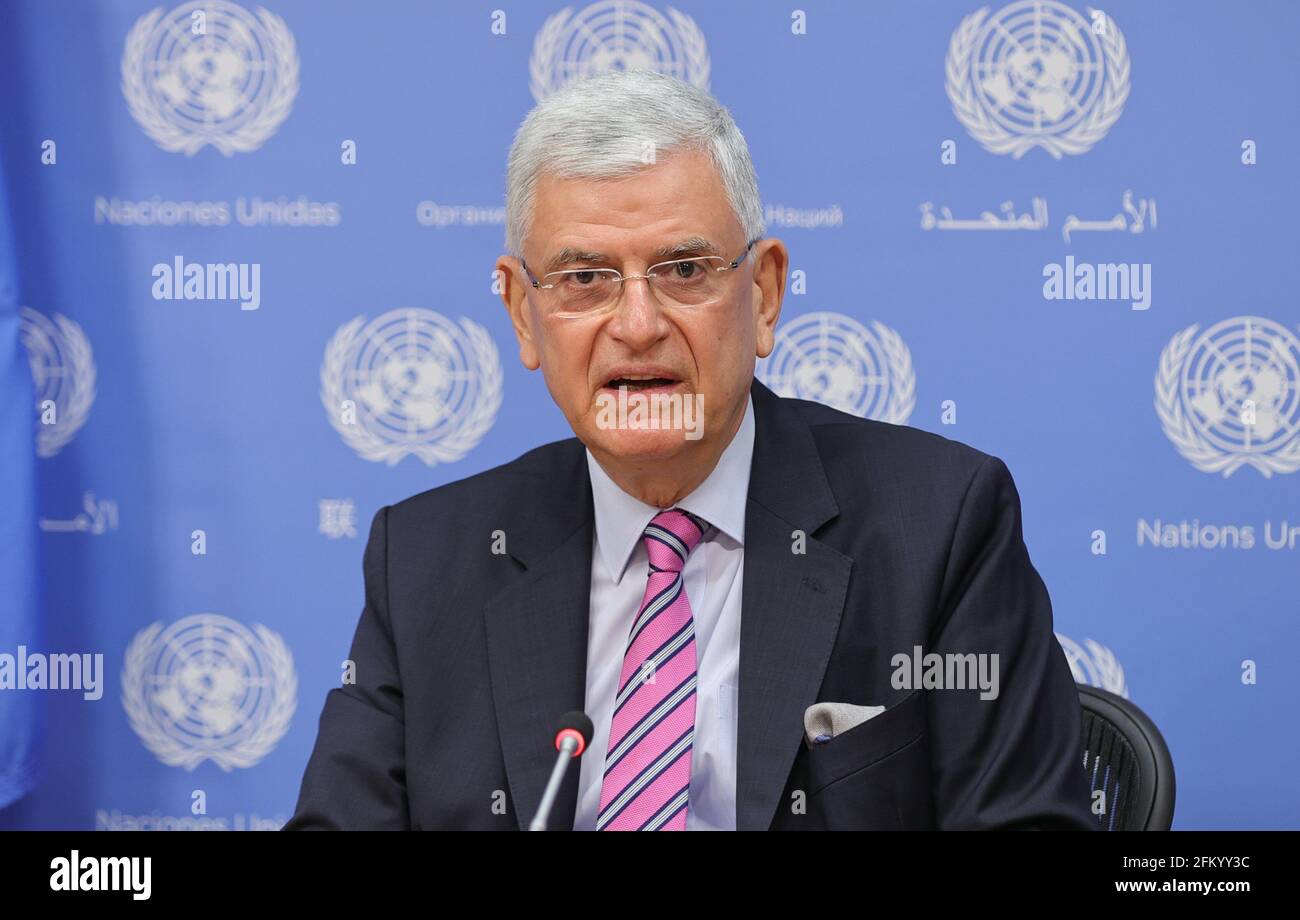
top-left (0, 154), bottom-right (41, 810)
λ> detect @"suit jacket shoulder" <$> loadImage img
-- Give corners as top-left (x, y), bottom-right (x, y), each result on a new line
top-left (386, 436), bottom-right (584, 528)
top-left (786, 394), bottom-right (993, 494)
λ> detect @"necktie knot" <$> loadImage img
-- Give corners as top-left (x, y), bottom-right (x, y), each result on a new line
top-left (642, 508), bottom-right (706, 574)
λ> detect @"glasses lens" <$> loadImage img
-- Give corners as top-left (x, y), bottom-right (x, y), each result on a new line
top-left (649, 257), bottom-right (727, 306)
top-left (543, 268), bottom-right (620, 315)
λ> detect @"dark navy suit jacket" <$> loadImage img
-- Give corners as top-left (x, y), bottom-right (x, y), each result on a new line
top-left (285, 378), bottom-right (1095, 830)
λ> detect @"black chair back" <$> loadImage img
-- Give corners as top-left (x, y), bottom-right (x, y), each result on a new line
top-left (1079, 684), bottom-right (1176, 830)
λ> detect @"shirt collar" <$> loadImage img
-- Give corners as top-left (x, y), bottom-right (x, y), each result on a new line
top-left (586, 392), bottom-right (755, 584)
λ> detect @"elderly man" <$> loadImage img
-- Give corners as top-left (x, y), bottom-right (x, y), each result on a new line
top-left (286, 69), bottom-right (1095, 831)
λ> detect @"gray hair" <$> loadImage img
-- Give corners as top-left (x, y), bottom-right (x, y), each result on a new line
top-left (504, 69), bottom-right (765, 258)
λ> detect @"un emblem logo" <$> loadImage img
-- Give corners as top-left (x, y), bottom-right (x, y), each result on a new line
top-left (757, 312), bottom-right (915, 424)
top-left (321, 308), bottom-right (504, 467)
top-left (946, 1), bottom-right (1130, 158)
top-left (531, 0), bottom-right (710, 101)
top-left (1156, 316), bottom-right (1300, 478)
top-left (18, 307), bottom-right (96, 459)
top-left (122, 614), bottom-right (297, 771)
top-left (121, 1), bottom-right (299, 156)
top-left (1056, 634), bottom-right (1128, 698)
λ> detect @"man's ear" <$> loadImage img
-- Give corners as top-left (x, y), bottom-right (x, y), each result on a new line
top-left (496, 255), bottom-right (541, 370)
top-left (751, 238), bottom-right (789, 358)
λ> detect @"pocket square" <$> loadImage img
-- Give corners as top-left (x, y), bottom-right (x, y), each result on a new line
top-left (803, 701), bottom-right (887, 748)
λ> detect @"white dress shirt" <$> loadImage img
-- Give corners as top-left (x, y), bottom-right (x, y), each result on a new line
top-left (573, 393), bottom-right (755, 831)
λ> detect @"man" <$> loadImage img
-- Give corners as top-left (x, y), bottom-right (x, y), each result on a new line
top-left (286, 69), bottom-right (1095, 831)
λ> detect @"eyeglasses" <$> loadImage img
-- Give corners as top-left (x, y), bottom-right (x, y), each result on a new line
top-left (521, 238), bottom-right (758, 318)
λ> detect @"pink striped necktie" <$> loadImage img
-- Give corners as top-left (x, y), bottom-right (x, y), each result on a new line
top-left (596, 507), bottom-right (707, 831)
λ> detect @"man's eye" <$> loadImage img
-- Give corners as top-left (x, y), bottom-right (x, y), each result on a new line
top-left (673, 261), bottom-right (701, 279)
top-left (568, 270), bottom-right (600, 285)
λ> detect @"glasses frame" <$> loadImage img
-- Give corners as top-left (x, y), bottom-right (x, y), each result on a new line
top-left (520, 238), bottom-right (759, 312)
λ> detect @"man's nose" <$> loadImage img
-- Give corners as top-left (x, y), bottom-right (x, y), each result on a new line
top-left (607, 275), bottom-right (669, 345)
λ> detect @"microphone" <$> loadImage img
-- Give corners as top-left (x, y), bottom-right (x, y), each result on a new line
top-left (529, 710), bottom-right (594, 831)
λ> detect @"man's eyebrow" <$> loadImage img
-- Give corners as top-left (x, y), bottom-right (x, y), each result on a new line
top-left (540, 237), bottom-right (721, 274)
top-left (651, 237), bottom-right (721, 261)
top-left (542, 247), bottom-right (611, 273)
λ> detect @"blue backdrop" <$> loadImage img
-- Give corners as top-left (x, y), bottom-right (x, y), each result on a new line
top-left (1, 0), bottom-right (1296, 830)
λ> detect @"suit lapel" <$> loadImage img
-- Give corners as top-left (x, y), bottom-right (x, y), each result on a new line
top-left (736, 380), bottom-right (852, 830)
top-left (483, 440), bottom-right (593, 831)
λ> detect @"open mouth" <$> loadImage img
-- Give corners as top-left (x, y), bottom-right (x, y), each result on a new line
top-left (602, 374), bottom-right (681, 393)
